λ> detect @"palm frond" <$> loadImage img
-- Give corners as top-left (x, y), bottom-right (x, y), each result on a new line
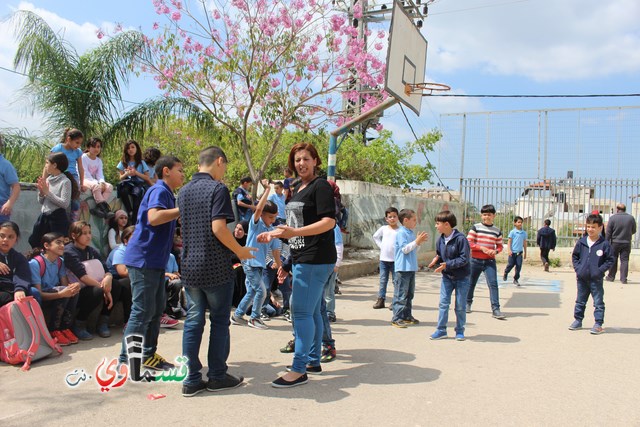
top-left (102, 97), bottom-right (219, 145)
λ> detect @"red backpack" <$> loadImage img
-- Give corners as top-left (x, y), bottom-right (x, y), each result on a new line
top-left (0, 296), bottom-right (62, 371)
top-left (33, 254), bottom-right (62, 278)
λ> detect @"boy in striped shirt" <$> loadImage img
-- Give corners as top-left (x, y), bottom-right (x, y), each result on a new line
top-left (466, 204), bottom-right (506, 319)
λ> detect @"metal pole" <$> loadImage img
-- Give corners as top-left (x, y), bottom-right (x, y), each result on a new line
top-left (543, 110), bottom-right (548, 180)
top-left (460, 113), bottom-right (466, 191)
top-left (328, 97), bottom-right (399, 181)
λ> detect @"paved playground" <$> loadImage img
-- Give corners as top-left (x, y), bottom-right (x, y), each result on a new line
top-left (2, 265), bottom-right (639, 426)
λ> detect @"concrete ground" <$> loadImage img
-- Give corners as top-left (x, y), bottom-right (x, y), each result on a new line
top-left (2, 265), bottom-right (639, 426)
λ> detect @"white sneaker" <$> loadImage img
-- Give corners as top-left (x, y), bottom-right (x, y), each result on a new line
top-left (248, 318), bottom-right (269, 330)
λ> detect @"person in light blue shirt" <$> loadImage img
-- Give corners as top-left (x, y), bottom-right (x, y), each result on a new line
top-left (391, 209), bottom-right (428, 328)
top-left (503, 216), bottom-right (528, 285)
top-left (0, 137), bottom-right (20, 222)
top-left (232, 180), bottom-right (281, 329)
top-left (268, 181), bottom-right (287, 225)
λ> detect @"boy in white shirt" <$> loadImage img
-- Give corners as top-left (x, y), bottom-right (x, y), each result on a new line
top-left (372, 207), bottom-right (399, 309)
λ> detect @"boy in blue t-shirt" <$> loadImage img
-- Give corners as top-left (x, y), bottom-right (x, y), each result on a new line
top-left (503, 216), bottom-right (528, 285)
top-left (391, 209), bottom-right (428, 328)
top-left (118, 156), bottom-right (184, 373)
top-left (232, 179), bottom-right (281, 330)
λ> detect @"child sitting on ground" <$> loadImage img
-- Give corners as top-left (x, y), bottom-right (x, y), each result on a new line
top-left (28, 232), bottom-right (81, 346)
top-left (0, 222), bottom-right (32, 308)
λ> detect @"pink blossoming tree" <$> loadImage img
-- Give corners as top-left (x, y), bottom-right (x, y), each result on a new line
top-left (141, 0), bottom-right (387, 185)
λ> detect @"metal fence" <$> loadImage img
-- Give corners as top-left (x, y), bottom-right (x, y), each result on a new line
top-left (461, 177), bottom-right (640, 248)
top-left (435, 106), bottom-right (640, 190)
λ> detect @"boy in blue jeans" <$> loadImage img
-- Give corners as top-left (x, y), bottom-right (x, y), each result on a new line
top-left (503, 216), bottom-right (527, 285)
top-left (232, 179), bottom-right (281, 330)
top-left (119, 156), bottom-right (184, 372)
top-left (569, 213), bottom-right (614, 335)
top-left (428, 211), bottom-right (470, 341)
top-left (391, 209), bottom-right (428, 328)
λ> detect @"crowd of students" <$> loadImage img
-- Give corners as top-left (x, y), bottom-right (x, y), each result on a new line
top-left (1, 131), bottom-right (618, 396)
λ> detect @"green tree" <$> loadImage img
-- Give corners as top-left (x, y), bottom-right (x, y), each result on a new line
top-left (331, 130), bottom-right (434, 188)
top-left (10, 10), bottom-right (214, 146)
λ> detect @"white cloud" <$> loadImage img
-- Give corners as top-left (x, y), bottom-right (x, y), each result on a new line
top-left (424, 0), bottom-right (640, 82)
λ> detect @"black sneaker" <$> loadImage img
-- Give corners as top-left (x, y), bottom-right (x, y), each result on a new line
top-left (513, 279), bottom-right (520, 286)
top-left (286, 364), bottom-right (322, 375)
top-left (465, 303), bottom-right (472, 313)
top-left (207, 373), bottom-right (244, 392)
top-left (182, 380), bottom-right (207, 397)
top-left (503, 274), bottom-right (508, 281)
top-left (143, 353), bottom-right (175, 371)
top-left (271, 373), bottom-right (308, 388)
top-left (492, 310), bottom-right (506, 320)
top-left (327, 313), bottom-right (336, 323)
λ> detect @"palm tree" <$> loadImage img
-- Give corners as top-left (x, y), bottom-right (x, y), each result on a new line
top-left (10, 10), bottom-right (215, 145)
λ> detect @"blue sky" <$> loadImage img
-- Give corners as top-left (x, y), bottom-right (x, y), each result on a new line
top-left (0, 0), bottom-right (639, 187)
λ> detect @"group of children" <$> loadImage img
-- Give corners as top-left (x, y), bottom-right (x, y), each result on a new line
top-left (373, 204), bottom-right (614, 340)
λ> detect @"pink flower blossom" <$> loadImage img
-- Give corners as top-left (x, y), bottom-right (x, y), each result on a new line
top-left (171, 11), bottom-right (181, 21)
top-left (271, 78), bottom-right (281, 88)
top-left (152, 22), bottom-right (159, 30)
top-left (213, 10), bottom-right (221, 19)
top-left (96, 29), bottom-right (104, 39)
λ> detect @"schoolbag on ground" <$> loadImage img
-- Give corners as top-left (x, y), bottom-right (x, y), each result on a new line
top-left (0, 296), bottom-right (62, 371)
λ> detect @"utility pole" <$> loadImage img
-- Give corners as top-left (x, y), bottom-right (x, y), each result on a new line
top-left (336, 0), bottom-right (430, 144)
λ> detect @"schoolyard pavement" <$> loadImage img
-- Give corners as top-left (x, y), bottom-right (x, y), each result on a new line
top-left (2, 265), bottom-right (639, 426)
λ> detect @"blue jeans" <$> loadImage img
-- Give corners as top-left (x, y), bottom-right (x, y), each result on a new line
top-left (290, 263), bottom-right (334, 373)
top-left (324, 269), bottom-right (337, 316)
top-left (182, 283), bottom-right (234, 386)
top-left (436, 275), bottom-right (470, 334)
top-left (467, 258), bottom-right (500, 311)
top-left (392, 271), bottom-right (415, 322)
top-left (321, 270), bottom-right (337, 347)
top-left (235, 266), bottom-right (266, 319)
top-left (574, 279), bottom-right (605, 325)
top-left (504, 252), bottom-right (523, 281)
top-left (263, 260), bottom-right (291, 311)
top-left (120, 267), bottom-right (166, 362)
top-left (378, 261), bottom-right (396, 299)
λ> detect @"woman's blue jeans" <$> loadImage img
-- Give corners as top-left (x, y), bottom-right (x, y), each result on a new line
top-left (290, 263), bottom-right (334, 373)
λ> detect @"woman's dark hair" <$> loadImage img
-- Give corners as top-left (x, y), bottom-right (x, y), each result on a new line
top-left (62, 128), bottom-right (83, 143)
top-left (121, 139), bottom-right (143, 168)
top-left (27, 232), bottom-right (64, 260)
top-left (68, 221), bottom-right (90, 242)
top-left (287, 143), bottom-right (321, 176)
top-left (47, 152), bottom-right (80, 200)
top-left (85, 137), bottom-right (103, 155)
top-left (0, 221), bottom-right (20, 238)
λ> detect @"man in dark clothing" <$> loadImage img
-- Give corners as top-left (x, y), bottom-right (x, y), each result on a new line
top-left (605, 203), bottom-right (637, 284)
top-left (536, 219), bottom-right (557, 272)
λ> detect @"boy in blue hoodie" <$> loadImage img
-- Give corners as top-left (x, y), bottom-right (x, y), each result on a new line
top-left (569, 213), bottom-right (614, 335)
top-left (428, 211), bottom-right (471, 341)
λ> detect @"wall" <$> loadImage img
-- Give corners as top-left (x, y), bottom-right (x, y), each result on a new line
top-left (11, 184), bottom-right (121, 256)
top-left (340, 183), bottom-right (463, 252)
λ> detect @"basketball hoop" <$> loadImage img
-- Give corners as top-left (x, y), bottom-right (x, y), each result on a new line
top-left (404, 82), bottom-right (451, 96)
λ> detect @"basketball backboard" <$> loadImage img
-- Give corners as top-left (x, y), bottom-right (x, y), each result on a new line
top-left (385, 0), bottom-right (428, 116)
